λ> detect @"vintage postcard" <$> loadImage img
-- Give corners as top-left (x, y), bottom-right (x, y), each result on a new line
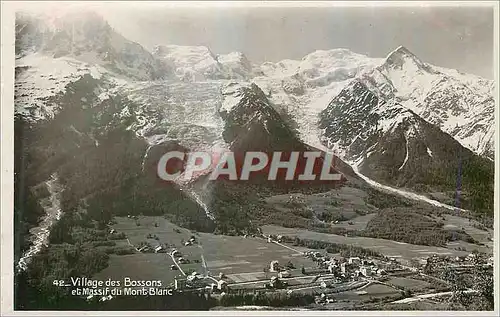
top-left (1, 1), bottom-right (498, 315)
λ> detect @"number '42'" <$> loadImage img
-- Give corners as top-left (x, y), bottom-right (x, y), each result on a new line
top-left (52, 280), bottom-right (66, 287)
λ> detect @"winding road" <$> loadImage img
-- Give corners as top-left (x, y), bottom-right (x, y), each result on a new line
top-left (169, 252), bottom-right (186, 276)
top-left (392, 289), bottom-right (479, 304)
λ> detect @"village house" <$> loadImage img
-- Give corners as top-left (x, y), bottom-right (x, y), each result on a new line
top-left (137, 245), bottom-right (151, 253)
top-left (270, 260), bottom-right (280, 272)
top-left (207, 283), bottom-right (217, 292)
top-left (340, 262), bottom-right (347, 274)
top-left (269, 276), bottom-right (284, 288)
top-left (154, 245), bottom-right (164, 253)
top-left (217, 280), bottom-right (228, 291)
top-left (328, 263), bottom-right (337, 274)
top-left (376, 268), bottom-right (387, 276)
top-left (174, 278), bottom-right (187, 290)
top-left (186, 272), bottom-right (198, 283)
top-left (359, 266), bottom-right (370, 277)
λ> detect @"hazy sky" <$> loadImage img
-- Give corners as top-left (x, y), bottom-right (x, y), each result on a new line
top-left (19, 2), bottom-right (496, 79)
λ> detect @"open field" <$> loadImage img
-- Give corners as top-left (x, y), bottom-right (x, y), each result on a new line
top-left (265, 187), bottom-right (378, 222)
top-left (112, 215), bottom-right (195, 246)
top-left (445, 240), bottom-right (490, 255)
top-left (386, 277), bottom-right (432, 291)
top-left (382, 300), bottom-right (451, 310)
top-left (92, 215), bottom-right (487, 310)
top-left (195, 232), bottom-right (317, 278)
top-left (358, 283), bottom-right (400, 297)
top-left (441, 214), bottom-right (493, 247)
top-left (93, 253), bottom-right (184, 286)
top-left (329, 213), bottom-right (377, 231)
top-left (261, 225), bottom-right (483, 262)
top-left (95, 216), bottom-right (320, 285)
top-left (332, 283), bottom-right (400, 301)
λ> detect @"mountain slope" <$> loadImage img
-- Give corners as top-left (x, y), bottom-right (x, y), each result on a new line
top-left (319, 79), bottom-right (494, 214)
top-left (14, 71), bottom-right (215, 261)
top-left (254, 46), bottom-right (494, 160)
top-left (219, 82), bottom-right (352, 182)
top-left (360, 46), bottom-right (495, 159)
top-left (189, 82), bottom-right (352, 235)
top-left (15, 11), bottom-right (169, 81)
top-left (14, 10), bottom-right (494, 241)
top-left (13, 11), bottom-right (494, 311)
top-left (153, 45), bottom-right (254, 81)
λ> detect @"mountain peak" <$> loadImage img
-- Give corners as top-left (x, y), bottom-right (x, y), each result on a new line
top-left (386, 45), bottom-right (418, 61)
top-left (392, 45), bottom-right (414, 55)
top-left (384, 45), bottom-right (430, 72)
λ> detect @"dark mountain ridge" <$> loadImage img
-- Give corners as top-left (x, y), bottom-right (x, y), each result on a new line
top-left (319, 79), bottom-right (494, 214)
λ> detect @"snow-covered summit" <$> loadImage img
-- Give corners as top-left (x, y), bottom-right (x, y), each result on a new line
top-left (16, 10), bottom-right (169, 81)
top-left (153, 44), bottom-right (255, 81)
top-left (355, 46), bottom-right (495, 158)
top-left (153, 45), bottom-right (222, 81)
top-left (14, 9), bottom-right (495, 159)
top-left (252, 44), bottom-right (494, 159)
top-left (217, 52), bottom-right (254, 79)
top-left (258, 48), bottom-right (382, 86)
top-left (383, 45), bottom-right (433, 73)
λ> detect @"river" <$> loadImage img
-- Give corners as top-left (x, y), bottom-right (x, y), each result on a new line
top-left (17, 174), bottom-right (63, 272)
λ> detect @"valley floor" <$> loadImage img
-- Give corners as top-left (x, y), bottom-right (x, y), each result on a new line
top-left (88, 214), bottom-right (492, 310)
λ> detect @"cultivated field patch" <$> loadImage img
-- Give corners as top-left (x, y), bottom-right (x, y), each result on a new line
top-left (261, 225), bottom-right (473, 261)
top-left (95, 216), bottom-right (319, 286)
top-left (387, 277), bottom-right (432, 291)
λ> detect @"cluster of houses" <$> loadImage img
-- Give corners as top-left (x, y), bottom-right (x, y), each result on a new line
top-left (265, 276), bottom-right (288, 289)
top-left (269, 260), bottom-right (292, 278)
top-left (206, 279), bottom-right (228, 292)
top-left (136, 243), bottom-right (167, 254)
top-left (173, 272), bottom-right (228, 294)
top-left (425, 252), bottom-right (493, 270)
top-left (261, 252), bottom-right (395, 291)
top-left (170, 249), bottom-right (192, 268)
top-left (314, 293), bottom-right (335, 305)
top-left (303, 251), bottom-right (388, 280)
top-left (267, 234), bottom-right (284, 243)
top-left (183, 236), bottom-right (197, 246)
top-left (135, 235), bottom-right (198, 255)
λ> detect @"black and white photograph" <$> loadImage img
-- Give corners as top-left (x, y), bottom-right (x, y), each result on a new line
top-left (1, 1), bottom-right (498, 314)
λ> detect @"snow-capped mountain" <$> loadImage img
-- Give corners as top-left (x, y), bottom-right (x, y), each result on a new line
top-left (247, 46), bottom-right (494, 161)
top-left (13, 10), bottom-right (494, 219)
top-left (14, 10), bottom-right (173, 122)
top-left (15, 11), bottom-right (169, 81)
top-left (219, 82), bottom-right (301, 152)
top-left (153, 45), bottom-right (255, 81)
top-left (359, 46), bottom-right (495, 159)
top-left (318, 78), bottom-right (493, 212)
top-left (15, 10), bottom-right (494, 162)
